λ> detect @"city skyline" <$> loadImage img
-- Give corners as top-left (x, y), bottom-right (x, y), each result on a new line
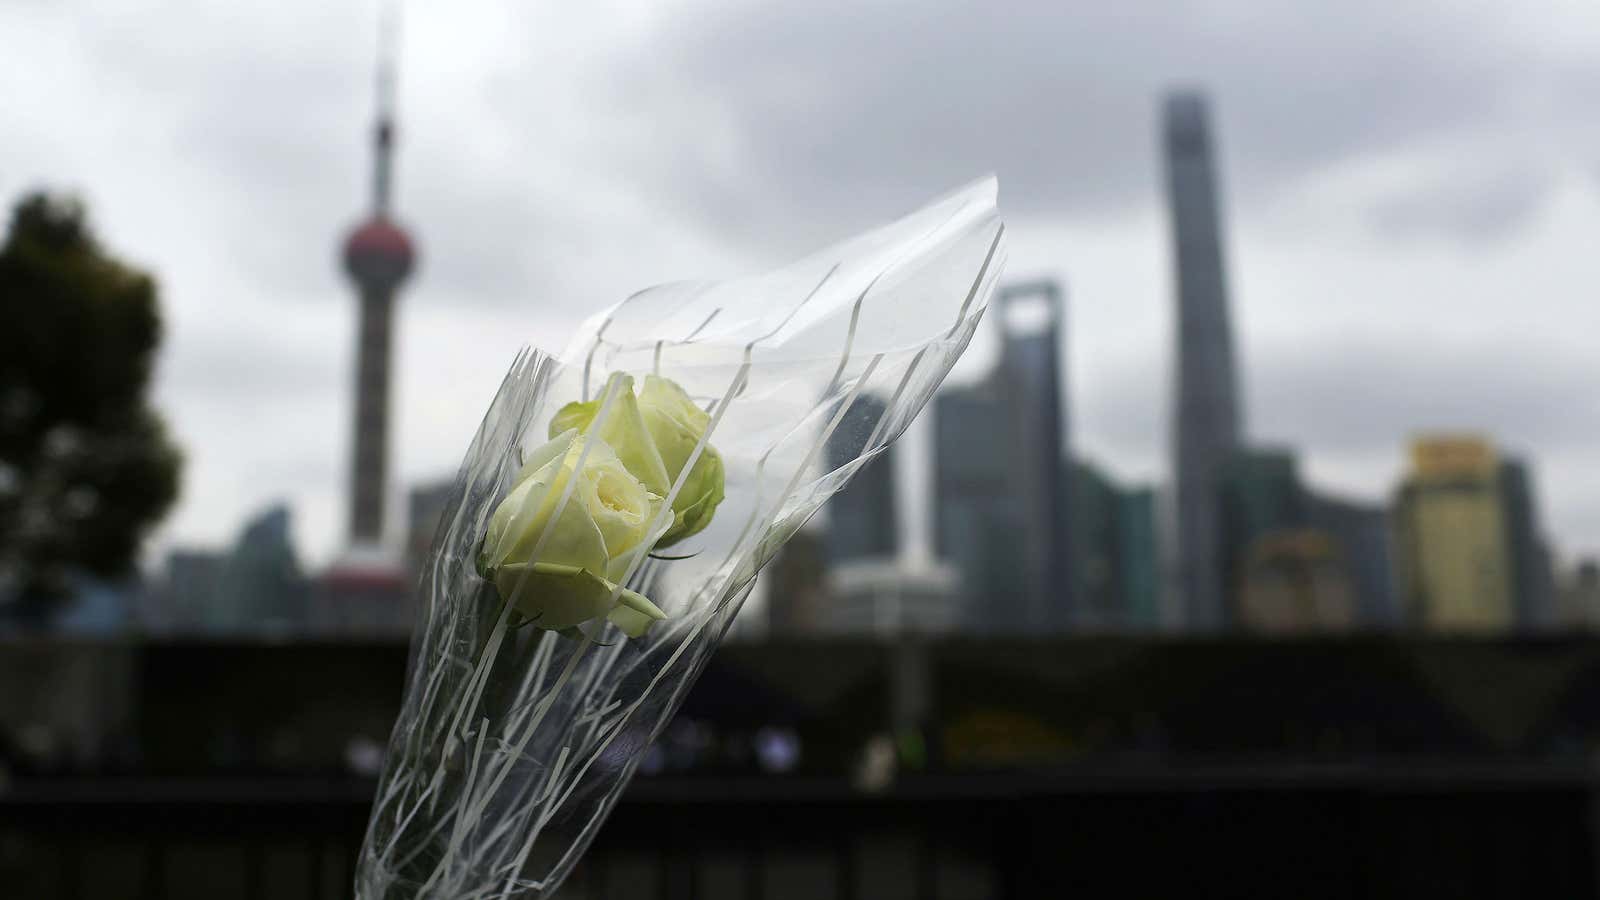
top-left (4, 1), bottom-right (1599, 567)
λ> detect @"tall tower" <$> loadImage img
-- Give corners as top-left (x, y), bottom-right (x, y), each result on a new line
top-left (932, 279), bottom-right (1072, 633)
top-left (341, 4), bottom-right (416, 546)
top-left (998, 280), bottom-right (1072, 629)
top-left (1164, 91), bottom-right (1243, 631)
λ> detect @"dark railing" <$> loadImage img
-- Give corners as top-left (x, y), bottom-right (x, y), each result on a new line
top-left (9, 636), bottom-right (1600, 896)
top-left (3, 767), bottom-right (1596, 899)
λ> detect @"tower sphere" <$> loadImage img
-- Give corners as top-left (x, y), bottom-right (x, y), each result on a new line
top-left (343, 216), bottom-right (415, 292)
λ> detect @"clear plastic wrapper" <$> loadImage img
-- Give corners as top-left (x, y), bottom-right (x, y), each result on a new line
top-left (355, 178), bottom-right (1006, 898)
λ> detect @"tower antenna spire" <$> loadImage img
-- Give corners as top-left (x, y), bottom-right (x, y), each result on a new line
top-left (371, 0), bottom-right (401, 215)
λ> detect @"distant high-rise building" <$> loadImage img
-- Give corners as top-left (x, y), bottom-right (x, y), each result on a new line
top-left (1164, 91), bottom-right (1244, 632)
top-left (766, 528), bottom-right (830, 635)
top-left (405, 479), bottom-right (454, 577)
top-left (341, 6), bottom-right (417, 547)
top-left (219, 504), bottom-right (308, 632)
top-left (1117, 488), bottom-right (1161, 629)
top-left (1217, 448), bottom-right (1306, 610)
top-left (1560, 559), bottom-right (1600, 628)
top-left (142, 549), bottom-right (224, 632)
top-left (998, 280), bottom-right (1072, 626)
top-left (1072, 461), bottom-right (1159, 630)
top-left (1237, 530), bottom-right (1356, 632)
top-left (1394, 436), bottom-right (1513, 631)
top-left (824, 395), bottom-right (897, 564)
top-left (1308, 493), bottom-right (1401, 629)
top-left (1073, 462), bottom-right (1122, 626)
top-left (934, 279), bottom-right (1071, 632)
top-left (1498, 457), bottom-right (1557, 629)
top-left (935, 378), bottom-right (1025, 630)
top-left (398, 479), bottom-right (453, 630)
top-left (1213, 448), bottom-right (1395, 631)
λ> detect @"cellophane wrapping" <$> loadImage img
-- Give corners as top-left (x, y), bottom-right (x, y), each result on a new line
top-left (354, 178), bottom-right (1005, 898)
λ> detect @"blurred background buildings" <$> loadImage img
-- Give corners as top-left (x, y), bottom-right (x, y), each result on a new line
top-left (767, 90), bottom-right (1577, 643)
top-left (5, 31), bottom-right (1586, 646)
top-left (13, 84), bottom-right (1587, 640)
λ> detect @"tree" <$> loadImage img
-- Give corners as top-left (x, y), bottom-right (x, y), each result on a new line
top-left (0, 192), bottom-right (182, 622)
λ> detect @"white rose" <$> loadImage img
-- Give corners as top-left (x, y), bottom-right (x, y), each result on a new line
top-left (478, 429), bottom-right (667, 638)
top-left (550, 373), bottom-right (725, 549)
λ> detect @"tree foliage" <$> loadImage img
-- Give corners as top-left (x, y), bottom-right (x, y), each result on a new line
top-left (0, 192), bottom-right (182, 619)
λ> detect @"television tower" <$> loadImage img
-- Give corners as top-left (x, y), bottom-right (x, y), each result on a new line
top-left (340, 2), bottom-right (416, 546)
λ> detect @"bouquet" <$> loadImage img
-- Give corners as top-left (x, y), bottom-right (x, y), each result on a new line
top-left (354, 178), bottom-right (1006, 898)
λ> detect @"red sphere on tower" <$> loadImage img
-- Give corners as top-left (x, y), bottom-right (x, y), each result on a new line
top-left (343, 215), bottom-right (416, 293)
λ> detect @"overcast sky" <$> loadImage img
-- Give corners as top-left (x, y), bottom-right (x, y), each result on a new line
top-left (4, 0), bottom-right (1599, 570)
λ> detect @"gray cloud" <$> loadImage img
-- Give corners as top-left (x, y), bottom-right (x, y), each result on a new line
top-left (1076, 335), bottom-right (1600, 470)
top-left (594, 0), bottom-right (1574, 252)
top-left (1367, 164), bottom-right (1554, 246)
top-left (161, 329), bottom-right (342, 399)
top-left (1249, 338), bottom-right (1600, 456)
top-left (77, 6), bottom-right (369, 302)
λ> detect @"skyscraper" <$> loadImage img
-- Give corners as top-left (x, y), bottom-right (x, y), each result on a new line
top-left (1217, 447), bottom-right (1306, 606)
top-left (218, 504), bottom-right (308, 632)
top-left (341, 6), bottom-right (417, 546)
top-left (1117, 488), bottom-right (1161, 629)
top-left (1072, 461), bottom-right (1159, 630)
top-left (998, 280), bottom-right (1072, 626)
top-left (1164, 91), bottom-right (1244, 631)
top-left (1073, 462), bottom-right (1123, 626)
top-left (1498, 457), bottom-right (1557, 630)
top-left (1308, 493), bottom-right (1400, 628)
top-left (1561, 559), bottom-right (1600, 628)
top-left (405, 479), bottom-right (454, 577)
top-left (146, 549), bottom-right (224, 632)
top-left (766, 528), bottom-right (830, 635)
top-left (1394, 436), bottom-right (1514, 631)
top-left (933, 279), bottom-right (1071, 632)
top-left (934, 377), bottom-right (1025, 629)
top-left (824, 395), bottom-right (898, 564)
